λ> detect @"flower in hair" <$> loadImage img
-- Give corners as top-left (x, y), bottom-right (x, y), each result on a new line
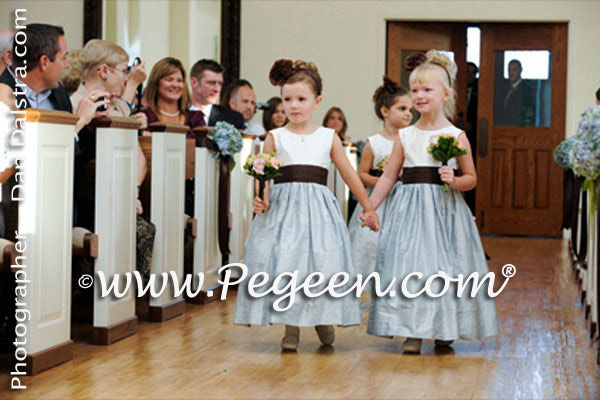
top-left (269, 59), bottom-right (295, 86)
top-left (403, 52), bottom-right (427, 73)
top-left (383, 76), bottom-right (399, 92)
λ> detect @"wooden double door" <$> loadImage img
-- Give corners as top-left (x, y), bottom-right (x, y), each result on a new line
top-left (387, 22), bottom-right (567, 237)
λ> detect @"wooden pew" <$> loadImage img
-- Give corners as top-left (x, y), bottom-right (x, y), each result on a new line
top-left (88, 116), bottom-right (141, 345)
top-left (188, 127), bottom-right (222, 304)
top-left (138, 122), bottom-right (188, 322)
top-left (19, 109), bottom-right (78, 375)
top-left (327, 143), bottom-right (358, 222)
top-left (228, 134), bottom-right (259, 268)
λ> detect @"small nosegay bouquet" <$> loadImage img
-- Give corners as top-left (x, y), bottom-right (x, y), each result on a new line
top-left (427, 134), bottom-right (467, 192)
top-left (244, 152), bottom-right (284, 200)
top-left (374, 155), bottom-right (389, 177)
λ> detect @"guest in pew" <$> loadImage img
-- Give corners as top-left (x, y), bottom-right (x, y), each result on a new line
top-left (323, 106), bottom-right (351, 145)
top-left (142, 58), bottom-right (205, 218)
top-left (262, 96), bottom-right (287, 132)
top-left (141, 57), bottom-right (205, 138)
top-left (0, 24), bottom-right (114, 228)
top-left (60, 49), bottom-right (83, 96)
top-left (222, 79), bottom-right (265, 136)
top-left (0, 29), bottom-right (15, 76)
top-left (69, 39), bottom-right (155, 286)
top-left (189, 59), bottom-right (244, 129)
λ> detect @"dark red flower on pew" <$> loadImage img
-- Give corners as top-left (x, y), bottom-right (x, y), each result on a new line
top-left (269, 59), bottom-right (295, 86)
top-left (403, 52), bottom-right (427, 73)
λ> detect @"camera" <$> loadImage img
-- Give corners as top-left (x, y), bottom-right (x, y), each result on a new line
top-left (127, 56), bottom-right (142, 73)
top-left (95, 96), bottom-right (107, 112)
top-left (256, 102), bottom-right (270, 111)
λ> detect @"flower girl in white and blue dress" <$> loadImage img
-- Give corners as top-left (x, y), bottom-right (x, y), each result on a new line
top-left (234, 59), bottom-right (380, 351)
top-left (348, 78), bottom-right (412, 288)
top-left (364, 50), bottom-right (498, 353)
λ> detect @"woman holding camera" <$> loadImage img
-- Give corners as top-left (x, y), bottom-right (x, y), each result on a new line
top-left (70, 39), bottom-right (155, 284)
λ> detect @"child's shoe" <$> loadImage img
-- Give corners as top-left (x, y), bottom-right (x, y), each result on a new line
top-left (434, 339), bottom-right (454, 347)
top-left (281, 325), bottom-right (299, 351)
top-left (315, 325), bottom-right (335, 345)
top-left (401, 338), bottom-right (422, 354)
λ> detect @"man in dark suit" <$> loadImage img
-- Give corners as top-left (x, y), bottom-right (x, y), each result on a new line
top-left (189, 59), bottom-right (244, 129)
top-left (495, 59), bottom-right (537, 126)
top-left (0, 23), bottom-right (109, 348)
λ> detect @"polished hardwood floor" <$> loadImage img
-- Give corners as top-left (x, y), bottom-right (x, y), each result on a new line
top-left (1, 237), bottom-right (599, 399)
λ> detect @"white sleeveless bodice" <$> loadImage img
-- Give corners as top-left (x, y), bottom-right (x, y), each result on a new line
top-left (368, 133), bottom-right (396, 169)
top-left (400, 125), bottom-right (463, 169)
top-left (272, 126), bottom-right (334, 169)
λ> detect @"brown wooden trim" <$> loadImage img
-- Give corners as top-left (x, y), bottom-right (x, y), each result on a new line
top-left (26, 340), bottom-right (73, 375)
top-left (25, 109), bottom-right (79, 125)
top-left (0, 241), bottom-right (17, 273)
top-left (84, 0), bottom-right (103, 43)
top-left (72, 233), bottom-right (98, 258)
top-left (193, 126), bottom-right (215, 136)
top-left (147, 122), bottom-right (189, 134)
top-left (221, 0), bottom-right (241, 90)
top-left (90, 116), bottom-right (142, 130)
top-left (242, 134), bottom-right (257, 140)
top-left (186, 217), bottom-right (197, 238)
top-left (186, 284), bottom-right (223, 305)
top-left (149, 299), bottom-right (186, 322)
top-left (92, 316), bottom-right (138, 345)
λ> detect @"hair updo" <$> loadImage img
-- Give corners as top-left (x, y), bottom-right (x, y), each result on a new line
top-left (404, 49), bottom-right (458, 119)
top-left (269, 59), bottom-right (323, 96)
top-left (372, 76), bottom-right (409, 121)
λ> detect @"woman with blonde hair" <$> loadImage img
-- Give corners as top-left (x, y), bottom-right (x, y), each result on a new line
top-left (70, 38), bottom-right (155, 285)
top-left (141, 57), bottom-right (205, 137)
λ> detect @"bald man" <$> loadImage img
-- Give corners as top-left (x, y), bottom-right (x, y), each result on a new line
top-left (0, 29), bottom-right (15, 75)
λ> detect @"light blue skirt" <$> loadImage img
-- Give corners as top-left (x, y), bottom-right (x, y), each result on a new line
top-left (234, 182), bottom-right (362, 327)
top-left (367, 183), bottom-right (499, 340)
top-left (348, 182), bottom-right (403, 277)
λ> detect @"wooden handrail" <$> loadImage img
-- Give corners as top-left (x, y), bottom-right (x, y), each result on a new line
top-left (25, 108), bottom-right (79, 125)
top-left (89, 115), bottom-right (142, 130)
top-left (147, 122), bottom-right (189, 134)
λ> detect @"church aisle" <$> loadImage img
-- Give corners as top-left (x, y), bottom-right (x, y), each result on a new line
top-left (2, 237), bottom-right (598, 399)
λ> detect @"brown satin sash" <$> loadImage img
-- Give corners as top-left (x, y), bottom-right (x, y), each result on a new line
top-left (274, 165), bottom-right (328, 186)
top-left (402, 167), bottom-right (460, 185)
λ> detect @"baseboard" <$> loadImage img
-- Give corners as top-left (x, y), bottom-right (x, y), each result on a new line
top-left (92, 316), bottom-right (138, 345)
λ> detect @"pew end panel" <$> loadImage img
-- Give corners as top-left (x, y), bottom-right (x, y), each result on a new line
top-left (190, 127), bottom-right (223, 304)
top-left (90, 116), bottom-right (141, 344)
top-left (20, 109), bottom-right (78, 374)
top-left (229, 135), bottom-right (258, 270)
top-left (145, 123), bottom-right (188, 322)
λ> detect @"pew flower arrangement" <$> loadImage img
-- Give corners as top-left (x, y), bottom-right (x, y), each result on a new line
top-left (213, 121), bottom-right (243, 169)
top-left (553, 134), bottom-right (576, 169)
top-left (244, 152), bottom-right (284, 200)
top-left (427, 134), bottom-right (467, 192)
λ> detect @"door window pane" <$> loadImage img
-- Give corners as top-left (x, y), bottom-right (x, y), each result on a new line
top-left (493, 50), bottom-right (552, 127)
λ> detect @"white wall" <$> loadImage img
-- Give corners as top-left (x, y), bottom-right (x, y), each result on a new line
top-left (0, 1), bottom-right (84, 49)
top-left (241, 0), bottom-right (600, 140)
top-left (104, 0), bottom-right (221, 75)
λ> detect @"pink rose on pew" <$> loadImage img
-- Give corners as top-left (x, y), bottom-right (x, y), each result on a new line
top-left (252, 158), bottom-right (266, 175)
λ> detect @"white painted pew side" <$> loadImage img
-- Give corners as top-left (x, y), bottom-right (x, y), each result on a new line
top-left (192, 127), bottom-right (222, 303)
top-left (21, 109), bottom-right (78, 375)
top-left (90, 116), bottom-right (140, 345)
top-left (229, 134), bottom-right (258, 268)
top-left (146, 123), bottom-right (188, 322)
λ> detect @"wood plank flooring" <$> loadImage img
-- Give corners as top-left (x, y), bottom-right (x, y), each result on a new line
top-left (1, 237), bottom-right (599, 399)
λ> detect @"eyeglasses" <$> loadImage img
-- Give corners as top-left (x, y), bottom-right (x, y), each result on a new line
top-left (110, 66), bottom-right (129, 77)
